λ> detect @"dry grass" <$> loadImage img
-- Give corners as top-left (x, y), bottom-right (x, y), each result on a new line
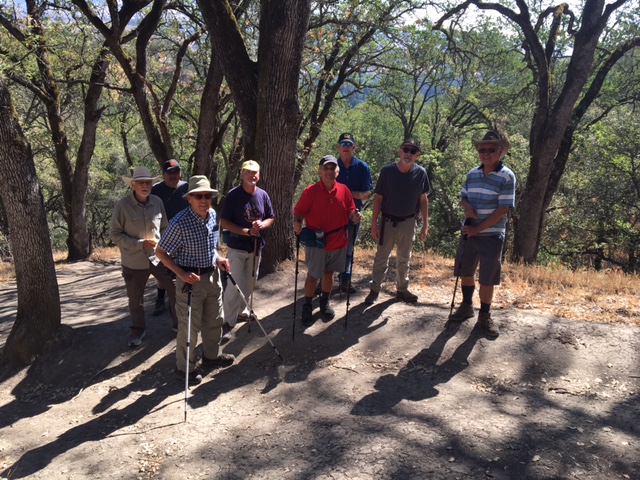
top-left (355, 249), bottom-right (640, 327)
top-left (1, 247), bottom-right (638, 327)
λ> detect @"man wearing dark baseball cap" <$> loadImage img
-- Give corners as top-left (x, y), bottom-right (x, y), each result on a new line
top-left (365, 137), bottom-right (430, 305)
top-left (151, 159), bottom-right (189, 320)
top-left (335, 132), bottom-right (373, 294)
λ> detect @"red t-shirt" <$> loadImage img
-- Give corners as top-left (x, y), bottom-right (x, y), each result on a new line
top-left (294, 181), bottom-right (355, 251)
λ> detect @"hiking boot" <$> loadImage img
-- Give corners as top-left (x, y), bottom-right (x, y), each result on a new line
top-left (301, 303), bottom-right (314, 327)
top-left (449, 302), bottom-right (474, 322)
top-left (176, 368), bottom-right (203, 386)
top-left (340, 283), bottom-right (357, 294)
top-left (477, 312), bottom-right (499, 338)
top-left (396, 290), bottom-right (418, 303)
top-left (364, 290), bottom-right (379, 305)
top-left (128, 329), bottom-right (146, 347)
top-left (202, 352), bottom-right (236, 368)
top-left (319, 298), bottom-right (335, 320)
top-left (220, 323), bottom-right (232, 345)
top-left (237, 312), bottom-right (250, 323)
top-left (152, 298), bottom-right (165, 316)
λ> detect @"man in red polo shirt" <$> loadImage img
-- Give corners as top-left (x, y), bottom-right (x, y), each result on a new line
top-left (294, 155), bottom-right (361, 327)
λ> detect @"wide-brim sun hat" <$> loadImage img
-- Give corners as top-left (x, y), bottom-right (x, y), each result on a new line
top-left (182, 175), bottom-right (219, 199)
top-left (473, 130), bottom-right (510, 155)
top-left (122, 166), bottom-right (160, 186)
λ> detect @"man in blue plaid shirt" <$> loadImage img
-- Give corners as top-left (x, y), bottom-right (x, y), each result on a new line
top-left (156, 176), bottom-right (235, 386)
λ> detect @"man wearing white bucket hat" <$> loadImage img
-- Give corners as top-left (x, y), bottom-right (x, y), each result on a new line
top-left (156, 175), bottom-right (235, 386)
top-left (110, 166), bottom-right (179, 347)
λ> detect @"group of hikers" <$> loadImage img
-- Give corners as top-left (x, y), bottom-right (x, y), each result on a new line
top-left (109, 130), bottom-right (516, 385)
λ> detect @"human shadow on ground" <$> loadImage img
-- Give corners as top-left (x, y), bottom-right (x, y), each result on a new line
top-left (187, 297), bottom-right (395, 409)
top-left (0, 353), bottom-right (182, 479)
top-left (351, 320), bottom-right (482, 416)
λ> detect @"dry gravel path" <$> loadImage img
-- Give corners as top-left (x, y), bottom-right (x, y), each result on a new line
top-left (0, 260), bottom-right (638, 479)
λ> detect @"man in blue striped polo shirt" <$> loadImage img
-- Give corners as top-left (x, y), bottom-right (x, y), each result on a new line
top-left (449, 130), bottom-right (516, 338)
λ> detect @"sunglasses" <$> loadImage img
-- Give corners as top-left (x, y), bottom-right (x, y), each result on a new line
top-left (190, 193), bottom-right (213, 200)
top-left (339, 141), bottom-right (354, 147)
top-left (477, 148), bottom-right (497, 154)
top-left (402, 147), bottom-right (418, 155)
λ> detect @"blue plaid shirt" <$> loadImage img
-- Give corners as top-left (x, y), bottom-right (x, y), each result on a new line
top-left (158, 207), bottom-right (219, 268)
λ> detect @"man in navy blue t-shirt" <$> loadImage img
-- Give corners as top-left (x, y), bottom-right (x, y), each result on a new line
top-left (220, 160), bottom-right (275, 343)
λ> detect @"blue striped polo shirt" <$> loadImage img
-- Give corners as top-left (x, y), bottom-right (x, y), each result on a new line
top-left (460, 162), bottom-right (516, 238)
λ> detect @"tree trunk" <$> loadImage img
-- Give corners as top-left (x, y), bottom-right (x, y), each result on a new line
top-left (199, 0), bottom-right (311, 273)
top-left (0, 77), bottom-right (61, 369)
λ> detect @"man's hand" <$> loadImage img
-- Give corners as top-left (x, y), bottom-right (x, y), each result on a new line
top-left (216, 256), bottom-right (230, 272)
top-left (293, 219), bottom-right (303, 235)
top-left (462, 224), bottom-right (481, 238)
top-left (420, 224), bottom-right (428, 241)
top-left (371, 222), bottom-right (380, 241)
top-left (349, 210), bottom-right (362, 225)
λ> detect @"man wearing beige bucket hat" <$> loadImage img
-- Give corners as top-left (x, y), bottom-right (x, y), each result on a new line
top-left (110, 166), bottom-right (179, 347)
top-left (156, 175), bottom-right (235, 386)
top-left (448, 130), bottom-right (516, 338)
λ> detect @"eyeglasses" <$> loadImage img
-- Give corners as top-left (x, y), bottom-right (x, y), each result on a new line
top-left (322, 164), bottom-right (337, 170)
top-left (190, 193), bottom-right (213, 200)
top-left (339, 141), bottom-right (353, 147)
top-left (402, 147), bottom-right (418, 155)
top-left (477, 148), bottom-right (497, 154)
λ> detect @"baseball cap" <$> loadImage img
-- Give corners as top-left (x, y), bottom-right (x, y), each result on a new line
top-left (163, 159), bottom-right (181, 172)
top-left (319, 155), bottom-right (339, 166)
top-left (400, 138), bottom-right (422, 153)
top-left (338, 132), bottom-right (355, 146)
top-left (241, 160), bottom-right (260, 172)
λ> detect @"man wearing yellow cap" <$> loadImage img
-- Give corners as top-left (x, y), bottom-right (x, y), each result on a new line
top-left (219, 160), bottom-right (275, 343)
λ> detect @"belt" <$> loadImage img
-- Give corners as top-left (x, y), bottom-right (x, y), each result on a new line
top-left (178, 265), bottom-right (214, 275)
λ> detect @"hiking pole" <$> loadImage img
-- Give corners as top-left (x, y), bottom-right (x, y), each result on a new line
top-left (449, 218), bottom-right (471, 320)
top-left (183, 283), bottom-right (193, 423)
top-left (227, 272), bottom-right (283, 361)
top-left (344, 210), bottom-right (360, 331)
top-left (247, 236), bottom-right (259, 334)
top-left (293, 233), bottom-right (300, 341)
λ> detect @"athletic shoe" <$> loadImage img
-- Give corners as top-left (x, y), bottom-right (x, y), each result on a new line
top-left (319, 298), bottom-right (335, 320)
top-left (220, 323), bottom-right (232, 345)
top-left (477, 312), bottom-right (499, 338)
top-left (176, 368), bottom-right (203, 386)
top-left (237, 312), bottom-right (250, 323)
top-left (449, 302), bottom-right (474, 322)
top-left (128, 329), bottom-right (146, 347)
top-left (301, 304), bottom-right (314, 327)
top-left (364, 290), bottom-right (379, 305)
top-left (152, 298), bottom-right (165, 316)
top-left (396, 290), bottom-right (418, 303)
top-left (201, 352), bottom-right (236, 368)
top-left (340, 283), bottom-right (357, 294)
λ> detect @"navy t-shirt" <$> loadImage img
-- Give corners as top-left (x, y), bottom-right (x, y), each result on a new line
top-left (220, 186), bottom-right (274, 251)
top-left (151, 180), bottom-right (189, 220)
top-left (374, 163), bottom-right (430, 218)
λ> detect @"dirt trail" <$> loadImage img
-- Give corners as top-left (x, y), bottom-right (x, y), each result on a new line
top-left (0, 260), bottom-right (638, 479)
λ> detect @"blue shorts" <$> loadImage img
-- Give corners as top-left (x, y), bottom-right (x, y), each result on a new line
top-left (454, 235), bottom-right (504, 286)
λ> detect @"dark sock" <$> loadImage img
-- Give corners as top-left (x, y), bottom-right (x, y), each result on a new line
top-left (321, 292), bottom-right (329, 301)
top-left (157, 288), bottom-right (166, 301)
top-left (480, 302), bottom-right (491, 313)
top-left (304, 296), bottom-right (313, 306)
top-left (461, 285), bottom-right (475, 304)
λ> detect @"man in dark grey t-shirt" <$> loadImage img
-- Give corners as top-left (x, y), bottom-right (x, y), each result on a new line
top-left (365, 138), bottom-right (430, 305)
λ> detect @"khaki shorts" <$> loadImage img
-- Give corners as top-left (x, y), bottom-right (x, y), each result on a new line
top-left (305, 246), bottom-right (347, 280)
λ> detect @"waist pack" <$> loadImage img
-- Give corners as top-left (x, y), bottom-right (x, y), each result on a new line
top-left (299, 227), bottom-right (326, 248)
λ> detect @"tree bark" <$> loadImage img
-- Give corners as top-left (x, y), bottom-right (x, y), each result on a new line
top-left (0, 77), bottom-right (61, 369)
